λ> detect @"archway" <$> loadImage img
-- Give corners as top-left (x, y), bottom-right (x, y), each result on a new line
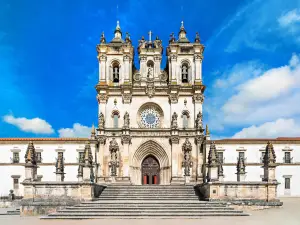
top-left (131, 140), bottom-right (171, 185)
top-left (141, 155), bottom-right (160, 185)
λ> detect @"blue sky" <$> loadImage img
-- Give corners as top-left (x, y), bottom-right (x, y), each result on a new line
top-left (1, 0), bottom-right (300, 139)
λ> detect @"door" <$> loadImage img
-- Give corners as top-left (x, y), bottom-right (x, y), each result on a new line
top-left (141, 155), bottom-right (160, 185)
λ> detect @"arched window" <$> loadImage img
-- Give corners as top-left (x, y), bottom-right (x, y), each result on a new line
top-left (181, 63), bottom-right (189, 83)
top-left (112, 62), bottom-right (120, 83)
top-left (111, 110), bottom-right (120, 128)
top-left (181, 110), bottom-right (190, 128)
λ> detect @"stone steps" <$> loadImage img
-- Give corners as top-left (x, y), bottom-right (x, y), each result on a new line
top-left (41, 185), bottom-right (250, 219)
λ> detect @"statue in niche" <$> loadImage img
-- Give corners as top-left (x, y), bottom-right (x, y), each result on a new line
top-left (195, 111), bottom-right (203, 129)
top-left (123, 111), bottom-right (130, 128)
top-left (147, 65), bottom-right (154, 79)
top-left (98, 112), bottom-right (105, 129)
top-left (171, 112), bottom-right (178, 129)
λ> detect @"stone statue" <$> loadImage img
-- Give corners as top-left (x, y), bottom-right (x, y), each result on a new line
top-left (100, 32), bottom-right (106, 44)
top-left (171, 112), bottom-right (178, 129)
top-left (98, 112), bottom-right (105, 129)
top-left (123, 111), bottom-right (130, 128)
top-left (195, 111), bottom-right (203, 129)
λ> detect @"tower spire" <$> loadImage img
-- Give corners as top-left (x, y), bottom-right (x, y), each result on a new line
top-left (178, 21), bottom-right (189, 43)
top-left (111, 20), bottom-right (123, 43)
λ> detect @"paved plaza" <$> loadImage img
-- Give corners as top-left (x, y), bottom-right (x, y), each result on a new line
top-left (0, 198), bottom-right (299, 225)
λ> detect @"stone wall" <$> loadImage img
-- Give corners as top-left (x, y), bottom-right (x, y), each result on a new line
top-left (196, 181), bottom-right (282, 204)
top-left (20, 181), bottom-right (105, 216)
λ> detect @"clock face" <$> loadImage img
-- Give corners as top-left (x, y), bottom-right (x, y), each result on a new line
top-left (140, 108), bottom-right (160, 128)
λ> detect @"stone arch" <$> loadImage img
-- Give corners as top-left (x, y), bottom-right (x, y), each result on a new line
top-left (132, 140), bottom-right (169, 168)
top-left (130, 140), bottom-right (171, 185)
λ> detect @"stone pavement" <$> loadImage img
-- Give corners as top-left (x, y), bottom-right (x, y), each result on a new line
top-left (0, 198), bottom-right (299, 225)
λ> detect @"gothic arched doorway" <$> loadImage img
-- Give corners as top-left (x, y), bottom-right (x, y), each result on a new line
top-left (141, 155), bottom-right (160, 185)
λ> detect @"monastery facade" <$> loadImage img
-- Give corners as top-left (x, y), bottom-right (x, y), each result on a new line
top-left (0, 22), bottom-right (299, 198)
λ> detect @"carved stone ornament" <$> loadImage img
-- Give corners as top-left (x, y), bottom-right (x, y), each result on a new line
top-left (123, 111), bottom-right (130, 128)
top-left (98, 112), bottom-right (105, 129)
top-left (169, 93), bottom-right (178, 104)
top-left (122, 93), bottom-right (132, 104)
top-left (171, 112), bottom-right (178, 129)
top-left (171, 54), bottom-right (177, 60)
top-left (133, 73), bottom-right (141, 82)
top-left (146, 81), bottom-right (155, 98)
top-left (195, 135), bottom-right (203, 145)
top-left (192, 93), bottom-right (204, 103)
top-left (98, 136), bottom-right (106, 145)
top-left (159, 71), bottom-right (168, 82)
top-left (121, 135), bottom-right (131, 145)
top-left (169, 136), bottom-right (179, 144)
top-left (96, 93), bottom-right (108, 104)
top-left (99, 55), bottom-right (107, 61)
top-left (194, 54), bottom-right (203, 60)
top-left (123, 55), bottom-right (130, 61)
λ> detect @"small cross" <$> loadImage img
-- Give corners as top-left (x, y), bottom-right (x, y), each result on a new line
top-left (148, 30), bottom-right (152, 42)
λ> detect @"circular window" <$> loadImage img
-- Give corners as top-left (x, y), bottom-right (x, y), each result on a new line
top-left (138, 103), bottom-right (163, 128)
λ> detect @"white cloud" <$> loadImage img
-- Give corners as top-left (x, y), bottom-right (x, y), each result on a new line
top-left (232, 118), bottom-right (300, 138)
top-left (222, 53), bottom-right (300, 124)
top-left (278, 9), bottom-right (300, 28)
top-left (3, 114), bottom-right (54, 134)
top-left (207, 53), bottom-right (300, 137)
top-left (58, 123), bottom-right (91, 137)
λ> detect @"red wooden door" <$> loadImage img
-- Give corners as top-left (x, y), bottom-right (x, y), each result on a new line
top-left (141, 155), bottom-right (160, 185)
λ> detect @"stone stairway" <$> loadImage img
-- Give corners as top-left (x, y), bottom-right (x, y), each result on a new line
top-left (41, 185), bottom-right (249, 219)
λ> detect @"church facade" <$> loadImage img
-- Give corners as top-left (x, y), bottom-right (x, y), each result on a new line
top-left (0, 22), bottom-right (299, 198)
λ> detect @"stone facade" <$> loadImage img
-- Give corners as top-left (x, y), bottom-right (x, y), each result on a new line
top-left (0, 22), bottom-right (299, 201)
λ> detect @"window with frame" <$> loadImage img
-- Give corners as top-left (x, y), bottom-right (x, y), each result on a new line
top-left (78, 152), bottom-right (84, 163)
top-left (181, 63), bottom-right (189, 83)
top-left (284, 152), bottom-right (291, 163)
top-left (12, 152), bottom-right (19, 163)
top-left (182, 114), bottom-right (188, 128)
top-left (238, 152), bottom-right (245, 159)
top-left (113, 114), bottom-right (119, 128)
top-left (13, 178), bottom-right (19, 190)
top-left (112, 63), bottom-right (120, 83)
top-left (36, 152), bottom-right (42, 163)
top-left (217, 152), bottom-right (224, 164)
top-left (285, 177), bottom-right (291, 189)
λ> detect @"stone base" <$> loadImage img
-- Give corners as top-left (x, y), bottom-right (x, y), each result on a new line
top-left (20, 198), bottom-right (81, 216)
top-left (170, 177), bottom-right (185, 185)
top-left (101, 176), bottom-right (131, 185)
top-left (195, 181), bottom-right (282, 204)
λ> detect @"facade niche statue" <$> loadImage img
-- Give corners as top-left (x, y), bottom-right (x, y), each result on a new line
top-left (171, 112), bottom-right (178, 129)
top-left (109, 138), bottom-right (120, 176)
top-left (195, 111), bottom-right (203, 129)
top-left (98, 112), bottom-right (105, 129)
top-left (123, 111), bottom-right (130, 128)
top-left (182, 138), bottom-right (193, 176)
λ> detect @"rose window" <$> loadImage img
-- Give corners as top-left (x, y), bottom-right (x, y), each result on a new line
top-left (137, 103), bottom-right (163, 128)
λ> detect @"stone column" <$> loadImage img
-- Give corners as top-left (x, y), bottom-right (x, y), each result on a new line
top-left (99, 55), bottom-right (107, 82)
top-left (24, 141), bottom-right (38, 182)
top-left (121, 134), bottom-right (131, 182)
top-left (170, 54), bottom-right (177, 83)
top-left (123, 55), bottom-right (130, 83)
top-left (207, 141), bottom-right (219, 182)
top-left (263, 142), bottom-right (277, 182)
top-left (97, 135), bottom-right (106, 182)
top-left (83, 141), bottom-right (94, 182)
top-left (195, 135), bottom-right (204, 182)
top-left (55, 152), bottom-right (65, 182)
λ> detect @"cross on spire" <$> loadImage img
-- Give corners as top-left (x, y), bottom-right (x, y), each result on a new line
top-left (148, 30), bottom-right (152, 42)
